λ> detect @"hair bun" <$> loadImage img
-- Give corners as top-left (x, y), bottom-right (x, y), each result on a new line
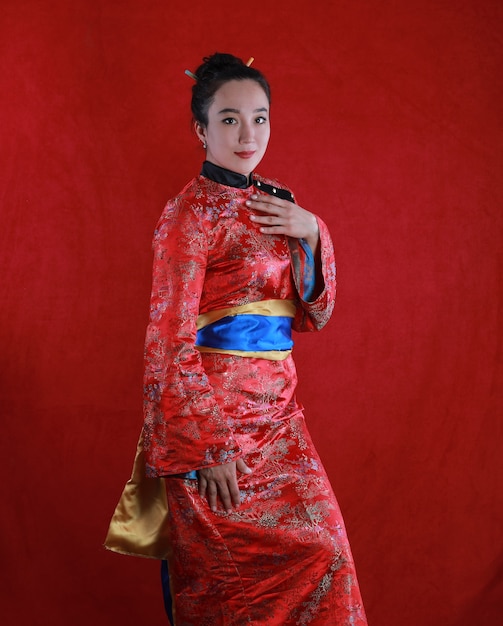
top-left (197, 53), bottom-right (245, 81)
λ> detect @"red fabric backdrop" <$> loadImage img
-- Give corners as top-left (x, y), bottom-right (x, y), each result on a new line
top-left (1, 1), bottom-right (502, 624)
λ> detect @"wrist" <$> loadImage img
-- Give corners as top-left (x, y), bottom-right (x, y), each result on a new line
top-left (305, 220), bottom-right (320, 254)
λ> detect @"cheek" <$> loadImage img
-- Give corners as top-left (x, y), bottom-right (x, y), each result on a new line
top-left (209, 128), bottom-right (232, 148)
top-left (260, 128), bottom-right (271, 148)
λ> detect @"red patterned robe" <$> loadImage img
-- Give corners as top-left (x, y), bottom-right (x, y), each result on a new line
top-left (142, 173), bottom-right (367, 625)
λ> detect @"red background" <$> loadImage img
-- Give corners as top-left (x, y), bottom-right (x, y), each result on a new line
top-left (1, 1), bottom-right (502, 624)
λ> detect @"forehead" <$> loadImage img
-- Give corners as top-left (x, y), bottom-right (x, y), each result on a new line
top-left (210, 79), bottom-right (269, 111)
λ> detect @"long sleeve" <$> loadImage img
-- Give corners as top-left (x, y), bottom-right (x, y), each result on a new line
top-left (142, 196), bottom-right (241, 477)
top-left (290, 217), bottom-right (337, 332)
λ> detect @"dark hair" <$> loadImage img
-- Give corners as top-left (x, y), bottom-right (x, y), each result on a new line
top-left (191, 53), bottom-right (271, 126)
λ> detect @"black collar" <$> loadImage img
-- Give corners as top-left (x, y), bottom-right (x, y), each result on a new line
top-left (200, 161), bottom-right (253, 189)
top-left (200, 160), bottom-right (294, 202)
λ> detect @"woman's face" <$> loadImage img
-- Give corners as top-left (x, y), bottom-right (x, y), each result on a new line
top-left (196, 79), bottom-right (270, 176)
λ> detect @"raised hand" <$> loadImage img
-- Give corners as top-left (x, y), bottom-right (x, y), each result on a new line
top-left (246, 194), bottom-right (320, 254)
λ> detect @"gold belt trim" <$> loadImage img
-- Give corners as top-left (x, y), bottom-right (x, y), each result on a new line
top-left (196, 346), bottom-right (292, 361)
top-left (196, 299), bottom-right (296, 330)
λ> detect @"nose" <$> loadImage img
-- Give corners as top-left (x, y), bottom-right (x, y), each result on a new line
top-left (239, 121), bottom-right (255, 144)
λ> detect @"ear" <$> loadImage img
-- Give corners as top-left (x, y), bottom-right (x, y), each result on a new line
top-left (194, 121), bottom-right (207, 144)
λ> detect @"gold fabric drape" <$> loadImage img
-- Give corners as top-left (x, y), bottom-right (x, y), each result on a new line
top-left (104, 429), bottom-right (169, 559)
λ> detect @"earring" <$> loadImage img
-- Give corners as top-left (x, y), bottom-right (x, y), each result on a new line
top-left (202, 141), bottom-right (207, 149)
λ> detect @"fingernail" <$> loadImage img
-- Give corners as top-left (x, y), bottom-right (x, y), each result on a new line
top-left (251, 194), bottom-right (258, 199)
top-left (245, 200), bottom-right (251, 206)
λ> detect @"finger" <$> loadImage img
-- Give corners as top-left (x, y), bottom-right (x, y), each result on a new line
top-left (197, 473), bottom-right (207, 498)
top-left (206, 481), bottom-right (219, 512)
top-left (257, 226), bottom-right (289, 235)
top-left (250, 214), bottom-right (284, 226)
top-left (227, 477), bottom-right (242, 509)
top-left (245, 195), bottom-right (287, 212)
top-left (217, 481), bottom-right (234, 514)
top-left (249, 193), bottom-right (283, 204)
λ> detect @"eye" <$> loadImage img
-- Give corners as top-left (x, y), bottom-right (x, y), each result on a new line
top-left (222, 117), bottom-right (237, 125)
top-left (255, 116), bottom-right (267, 124)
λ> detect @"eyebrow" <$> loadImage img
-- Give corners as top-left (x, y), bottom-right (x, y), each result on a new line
top-left (217, 107), bottom-right (268, 114)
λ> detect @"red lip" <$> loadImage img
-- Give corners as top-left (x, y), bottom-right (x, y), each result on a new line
top-left (235, 151), bottom-right (256, 159)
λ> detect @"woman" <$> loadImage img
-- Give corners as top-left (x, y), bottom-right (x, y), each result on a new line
top-left (107, 53), bottom-right (367, 625)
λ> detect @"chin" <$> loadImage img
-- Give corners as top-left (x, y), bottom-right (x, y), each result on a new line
top-left (234, 165), bottom-right (254, 176)
top-left (234, 157), bottom-right (263, 175)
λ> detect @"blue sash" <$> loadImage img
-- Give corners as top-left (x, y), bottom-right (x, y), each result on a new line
top-left (196, 314), bottom-right (293, 352)
top-left (195, 299), bottom-right (296, 360)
